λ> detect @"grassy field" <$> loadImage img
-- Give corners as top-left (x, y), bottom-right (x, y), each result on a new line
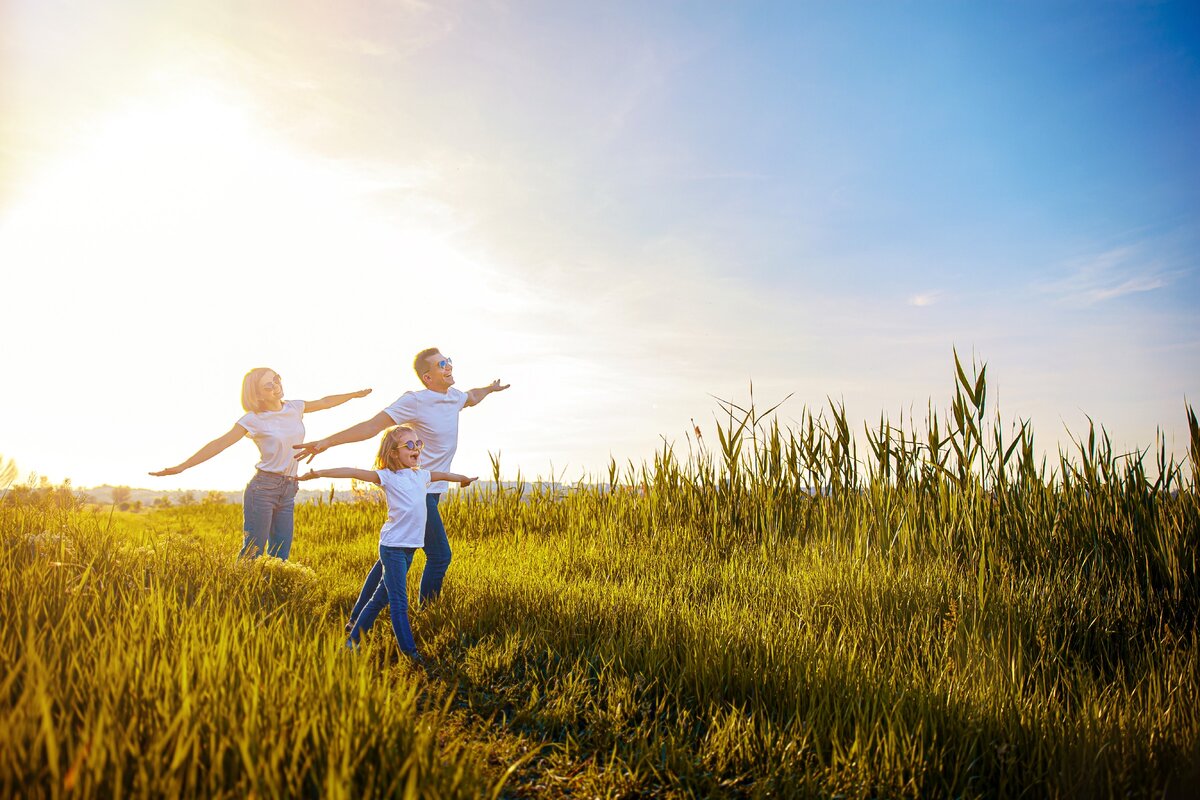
top-left (3, 361), bottom-right (1198, 798)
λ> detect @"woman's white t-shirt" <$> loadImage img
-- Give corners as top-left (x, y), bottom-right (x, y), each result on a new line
top-left (237, 399), bottom-right (306, 477)
top-left (376, 468), bottom-right (431, 547)
top-left (384, 388), bottom-right (468, 493)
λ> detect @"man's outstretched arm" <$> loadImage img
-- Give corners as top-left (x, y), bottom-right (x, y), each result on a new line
top-left (293, 411), bottom-right (393, 462)
top-left (465, 379), bottom-right (511, 407)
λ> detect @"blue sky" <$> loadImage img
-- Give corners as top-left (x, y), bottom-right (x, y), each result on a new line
top-left (1, 1), bottom-right (1197, 490)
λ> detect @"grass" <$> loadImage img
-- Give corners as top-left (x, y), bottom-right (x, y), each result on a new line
top-left (2, 354), bottom-right (1198, 797)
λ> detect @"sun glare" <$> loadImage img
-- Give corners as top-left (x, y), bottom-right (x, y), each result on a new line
top-left (0, 84), bottom-right (521, 489)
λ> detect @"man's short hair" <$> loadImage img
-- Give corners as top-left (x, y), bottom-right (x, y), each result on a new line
top-left (413, 347), bottom-right (440, 379)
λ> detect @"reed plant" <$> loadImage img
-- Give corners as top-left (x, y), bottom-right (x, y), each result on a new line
top-left (2, 354), bottom-right (1197, 797)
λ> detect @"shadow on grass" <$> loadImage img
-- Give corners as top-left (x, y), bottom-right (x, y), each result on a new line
top-left (423, 580), bottom-right (1194, 799)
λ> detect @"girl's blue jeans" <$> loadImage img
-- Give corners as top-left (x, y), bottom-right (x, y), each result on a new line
top-left (348, 494), bottom-right (449, 624)
top-left (241, 470), bottom-right (298, 560)
top-left (348, 544), bottom-right (418, 655)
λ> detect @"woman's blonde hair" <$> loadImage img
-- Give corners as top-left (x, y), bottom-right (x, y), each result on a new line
top-left (240, 367), bottom-right (277, 413)
top-left (375, 426), bottom-right (417, 471)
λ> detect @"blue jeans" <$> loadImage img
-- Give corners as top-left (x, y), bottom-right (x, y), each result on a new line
top-left (242, 470), bottom-right (298, 560)
top-left (348, 544), bottom-right (418, 655)
top-left (348, 494), bottom-right (450, 623)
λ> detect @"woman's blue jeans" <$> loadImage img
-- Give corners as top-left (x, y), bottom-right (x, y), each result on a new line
top-left (241, 470), bottom-right (298, 560)
top-left (348, 544), bottom-right (418, 655)
top-left (348, 494), bottom-right (450, 622)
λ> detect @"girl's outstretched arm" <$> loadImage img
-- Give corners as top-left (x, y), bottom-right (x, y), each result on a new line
top-left (299, 467), bottom-right (381, 484)
top-left (150, 424), bottom-right (245, 476)
top-left (430, 472), bottom-right (477, 487)
top-left (303, 388), bottom-right (373, 413)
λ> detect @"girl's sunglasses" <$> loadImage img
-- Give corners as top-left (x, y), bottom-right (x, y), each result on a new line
top-left (394, 439), bottom-right (424, 451)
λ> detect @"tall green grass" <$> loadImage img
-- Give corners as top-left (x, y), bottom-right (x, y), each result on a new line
top-left (2, 354), bottom-right (1197, 797)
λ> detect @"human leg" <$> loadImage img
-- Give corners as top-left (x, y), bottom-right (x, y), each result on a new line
top-left (348, 545), bottom-right (418, 654)
top-left (347, 563), bottom-right (390, 646)
top-left (240, 474), bottom-right (274, 559)
top-left (347, 559), bottom-right (384, 629)
top-left (266, 479), bottom-right (298, 559)
top-left (418, 493), bottom-right (451, 603)
top-left (380, 546), bottom-right (418, 655)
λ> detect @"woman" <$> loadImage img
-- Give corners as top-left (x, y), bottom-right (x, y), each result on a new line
top-left (150, 367), bottom-right (371, 559)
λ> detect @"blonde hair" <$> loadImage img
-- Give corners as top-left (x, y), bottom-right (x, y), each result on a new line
top-left (413, 347), bottom-right (440, 380)
top-left (375, 426), bottom-right (418, 471)
top-left (240, 367), bottom-right (277, 413)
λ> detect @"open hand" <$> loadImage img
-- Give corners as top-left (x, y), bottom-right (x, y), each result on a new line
top-left (298, 470), bottom-right (321, 481)
top-left (149, 466), bottom-right (183, 477)
top-left (459, 476), bottom-right (478, 487)
top-left (488, 380), bottom-right (510, 393)
top-left (293, 441), bottom-right (326, 463)
top-left (353, 389), bottom-right (372, 398)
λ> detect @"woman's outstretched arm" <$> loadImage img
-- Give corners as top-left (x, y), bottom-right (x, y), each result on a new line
top-left (149, 424), bottom-right (245, 476)
top-left (298, 467), bottom-right (380, 484)
top-left (303, 388), bottom-right (373, 413)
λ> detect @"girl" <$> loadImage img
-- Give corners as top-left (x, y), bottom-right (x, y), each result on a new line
top-left (150, 367), bottom-right (371, 559)
top-left (299, 425), bottom-right (476, 662)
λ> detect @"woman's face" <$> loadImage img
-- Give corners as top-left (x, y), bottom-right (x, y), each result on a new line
top-left (258, 371), bottom-right (283, 403)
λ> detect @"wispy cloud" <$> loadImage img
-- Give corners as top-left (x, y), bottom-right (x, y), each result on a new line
top-left (908, 291), bottom-right (942, 307)
top-left (1037, 245), bottom-right (1177, 306)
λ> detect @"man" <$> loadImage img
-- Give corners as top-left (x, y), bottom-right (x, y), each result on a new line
top-left (294, 348), bottom-right (509, 602)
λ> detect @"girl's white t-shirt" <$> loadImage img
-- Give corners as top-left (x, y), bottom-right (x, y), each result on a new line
top-left (376, 468), bottom-right (431, 547)
top-left (237, 399), bottom-right (306, 477)
top-left (384, 388), bottom-right (468, 493)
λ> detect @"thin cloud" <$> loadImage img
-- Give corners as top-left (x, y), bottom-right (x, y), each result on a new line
top-left (908, 291), bottom-right (942, 307)
top-left (1038, 245), bottom-right (1177, 306)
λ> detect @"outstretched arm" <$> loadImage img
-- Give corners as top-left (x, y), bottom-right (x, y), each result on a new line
top-left (465, 379), bottom-right (510, 407)
top-left (298, 467), bottom-right (381, 484)
top-left (430, 471), bottom-right (477, 487)
top-left (293, 411), bottom-right (393, 463)
top-left (304, 388), bottom-right (372, 413)
top-left (150, 424), bottom-right (245, 476)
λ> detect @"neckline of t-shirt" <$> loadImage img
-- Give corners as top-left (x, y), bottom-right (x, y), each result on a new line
top-left (253, 401), bottom-right (291, 415)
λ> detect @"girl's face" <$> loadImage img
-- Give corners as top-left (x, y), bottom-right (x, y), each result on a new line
top-left (392, 429), bottom-right (424, 469)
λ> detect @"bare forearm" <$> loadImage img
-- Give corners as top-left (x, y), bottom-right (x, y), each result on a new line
top-left (293, 412), bottom-right (390, 462)
top-left (175, 440), bottom-right (227, 471)
top-left (305, 467), bottom-right (379, 483)
top-left (430, 471), bottom-right (477, 486)
top-left (305, 389), bottom-right (372, 413)
top-left (466, 380), bottom-right (510, 407)
top-left (321, 413), bottom-right (392, 449)
top-left (154, 426), bottom-right (242, 475)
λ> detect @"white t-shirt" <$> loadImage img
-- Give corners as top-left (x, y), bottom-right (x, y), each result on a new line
top-left (377, 468), bottom-right (431, 547)
top-left (237, 399), bottom-right (306, 477)
top-left (383, 387), bottom-right (468, 493)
